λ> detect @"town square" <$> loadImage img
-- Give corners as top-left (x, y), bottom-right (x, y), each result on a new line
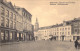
top-left (0, 40), bottom-right (79, 51)
top-left (0, 0), bottom-right (80, 51)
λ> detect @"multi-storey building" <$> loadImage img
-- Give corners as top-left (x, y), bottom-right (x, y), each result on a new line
top-left (65, 18), bottom-right (80, 41)
top-left (0, 0), bottom-right (34, 42)
top-left (35, 24), bottom-right (72, 41)
top-left (14, 6), bottom-right (34, 41)
top-left (34, 17), bottom-right (80, 41)
top-left (0, 0), bottom-right (18, 42)
top-left (51, 23), bottom-right (72, 41)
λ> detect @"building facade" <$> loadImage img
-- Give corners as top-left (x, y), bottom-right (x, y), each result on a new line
top-left (14, 6), bottom-right (34, 41)
top-left (34, 17), bottom-right (80, 41)
top-left (65, 18), bottom-right (80, 41)
top-left (0, 0), bottom-right (34, 42)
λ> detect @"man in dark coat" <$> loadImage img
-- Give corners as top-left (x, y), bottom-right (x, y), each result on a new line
top-left (74, 40), bottom-right (79, 49)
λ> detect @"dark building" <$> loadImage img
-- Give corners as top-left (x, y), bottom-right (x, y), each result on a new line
top-left (65, 17), bottom-right (80, 41)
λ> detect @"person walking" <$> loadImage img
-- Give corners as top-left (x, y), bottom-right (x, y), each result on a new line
top-left (74, 40), bottom-right (79, 49)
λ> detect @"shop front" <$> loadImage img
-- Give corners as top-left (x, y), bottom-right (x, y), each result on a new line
top-left (73, 36), bottom-right (80, 41)
top-left (16, 31), bottom-right (23, 41)
top-left (1, 30), bottom-right (9, 42)
top-left (0, 27), bottom-right (17, 42)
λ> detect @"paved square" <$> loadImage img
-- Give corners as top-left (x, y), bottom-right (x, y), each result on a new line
top-left (0, 40), bottom-right (80, 51)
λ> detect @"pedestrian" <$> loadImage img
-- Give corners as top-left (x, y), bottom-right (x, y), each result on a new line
top-left (74, 39), bottom-right (79, 49)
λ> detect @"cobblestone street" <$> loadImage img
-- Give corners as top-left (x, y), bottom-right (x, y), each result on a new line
top-left (0, 40), bottom-right (80, 51)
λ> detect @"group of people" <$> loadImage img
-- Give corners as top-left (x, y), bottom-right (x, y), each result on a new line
top-left (74, 39), bottom-right (80, 49)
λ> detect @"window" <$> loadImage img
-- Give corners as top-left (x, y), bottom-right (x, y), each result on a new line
top-left (74, 22), bottom-right (78, 27)
top-left (6, 10), bottom-right (9, 17)
top-left (14, 22), bottom-right (16, 29)
top-left (65, 28), bottom-right (67, 30)
top-left (57, 28), bottom-right (59, 31)
top-left (24, 12), bottom-right (25, 16)
top-left (6, 19), bottom-right (9, 27)
top-left (1, 7), bottom-right (5, 16)
top-left (1, 30), bottom-right (4, 40)
top-left (14, 14), bottom-right (16, 21)
top-left (5, 31), bottom-right (9, 40)
top-left (1, 17), bottom-right (4, 26)
top-left (74, 29), bottom-right (78, 33)
top-left (68, 28), bottom-right (70, 30)
top-left (60, 28), bottom-right (61, 31)
top-left (22, 12), bottom-right (25, 16)
top-left (68, 32), bottom-right (70, 35)
top-left (63, 28), bottom-right (64, 31)
top-left (10, 32), bottom-right (13, 40)
top-left (10, 12), bottom-right (13, 19)
top-left (55, 32), bottom-right (56, 35)
top-left (10, 21), bottom-right (13, 28)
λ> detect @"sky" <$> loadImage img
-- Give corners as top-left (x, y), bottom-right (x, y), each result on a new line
top-left (7, 0), bottom-right (80, 27)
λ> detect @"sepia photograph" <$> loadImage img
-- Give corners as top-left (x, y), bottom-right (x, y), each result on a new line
top-left (0, 0), bottom-right (80, 51)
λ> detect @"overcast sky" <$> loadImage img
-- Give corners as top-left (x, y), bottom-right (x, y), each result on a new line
top-left (7, 0), bottom-right (80, 27)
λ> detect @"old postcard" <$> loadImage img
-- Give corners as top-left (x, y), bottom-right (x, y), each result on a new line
top-left (0, 0), bottom-right (80, 51)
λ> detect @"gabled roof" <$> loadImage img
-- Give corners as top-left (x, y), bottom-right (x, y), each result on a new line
top-left (14, 6), bottom-right (32, 16)
top-left (1, 1), bottom-right (16, 12)
top-left (7, 2), bottom-right (14, 10)
top-left (22, 8), bottom-right (32, 16)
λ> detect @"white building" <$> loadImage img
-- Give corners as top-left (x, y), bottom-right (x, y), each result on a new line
top-left (34, 18), bottom-right (75, 41)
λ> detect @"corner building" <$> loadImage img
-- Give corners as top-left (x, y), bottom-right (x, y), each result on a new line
top-left (0, 0), bottom-right (34, 42)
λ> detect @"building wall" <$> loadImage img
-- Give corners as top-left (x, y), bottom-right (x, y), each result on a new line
top-left (34, 23), bottom-right (72, 41)
top-left (14, 7), bottom-right (33, 41)
top-left (0, 0), bottom-right (33, 42)
top-left (71, 20), bottom-right (80, 41)
top-left (34, 18), bottom-right (80, 41)
top-left (0, 1), bottom-right (17, 42)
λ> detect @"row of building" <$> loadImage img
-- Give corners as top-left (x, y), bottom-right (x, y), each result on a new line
top-left (34, 17), bottom-right (80, 41)
top-left (0, 0), bottom-right (34, 42)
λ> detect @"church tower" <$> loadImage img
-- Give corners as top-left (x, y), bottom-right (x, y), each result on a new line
top-left (35, 18), bottom-right (39, 31)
